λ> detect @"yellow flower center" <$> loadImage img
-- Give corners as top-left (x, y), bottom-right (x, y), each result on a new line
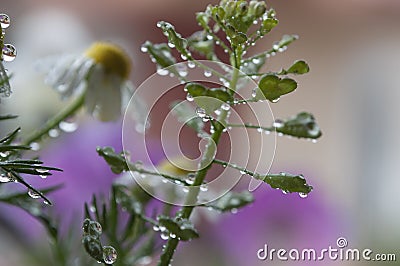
top-left (85, 42), bottom-right (131, 79)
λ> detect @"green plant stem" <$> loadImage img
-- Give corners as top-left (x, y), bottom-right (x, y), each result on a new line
top-left (158, 53), bottom-right (242, 266)
top-left (21, 94), bottom-right (85, 146)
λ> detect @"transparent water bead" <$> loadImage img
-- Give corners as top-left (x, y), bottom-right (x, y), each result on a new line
top-left (0, 14), bottom-right (10, 29)
top-left (204, 70), bottom-right (212, 77)
top-left (28, 189), bottom-right (41, 199)
top-left (2, 44), bottom-right (17, 62)
top-left (89, 221), bottom-right (103, 237)
top-left (186, 93), bottom-right (194, 102)
top-left (187, 61), bottom-right (196, 68)
top-left (221, 103), bottom-right (230, 111)
top-left (102, 246), bottom-right (117, 264)
top-left (48, 128), bottom-right (60, 138)
top-left (140, 45), bottom-right (148, 53)
top-left (195, 107), bottom-right (206, 118)
top-left (59, 120), bottom-right (78, 133)
top-left (0, 173), bottom-right (11, 183)
top-left (299, 192), bottom-right (308, 198)
top-left (273, 119), bottom-right (284, 128)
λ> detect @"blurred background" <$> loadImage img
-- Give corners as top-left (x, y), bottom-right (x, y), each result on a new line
top-left (1, 0), bottom-right (400, 265)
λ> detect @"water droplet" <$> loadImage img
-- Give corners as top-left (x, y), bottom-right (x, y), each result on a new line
top-left (2, 44), bottom-right (17, 62)
top-left (202, 117), bottom-right (209, 122)
top-left (102, 246), bottom-right (117, 264)
top-left (272, 42), bottom-right (280, 50)
top-left (187, 61), bottom-right (196, 68)
top-left (264, 130), bottom-right (271, 135)
top-left (195, 107), bottom-right (206, 118)
top-left (186, 93), bottom-right (194, 102)
top-left (281, 190), bottom-right (288, 195)
top-left (0, 173), bottom-right (11, 183)
top-left (272, 97), bottom-right (280, 103)
top-left (186, 173), bottom-right (195, 185)
top-left (89, 221), bottom-right (103, 237)
top-left (156, 22), bottom-right (162, 28)
top-left (29, 142), bottom-right (40, 151)
top-left (157, 68), bottom-right (169, 76)
top-left (140, 46), bottom-right (148, 53)
top-left (206, 34), bottom-right (213, 40)
top-left (240, 170), bottom-right (246, 175)
top-left (299, 193), bottom-right (308, 198)
top-left (170, 233), bottom-right (177, 238)
top-left (257, 127), bottom-right (263, 133)
top-left (59, 120), bottom-right (78, 133)
top-left (273, 119), bottom-right (284, 128)
top-left (200, 184), bottom-right (208, 192)
top-left (182, 187), bottom-right (189, 193)
top-left (204, 70), bottom-right (212, 77)
top-left (231, 208), bottom-right (238, 214)
top-left (89, 205), bottom-right (96, 213)
top-left (221, 103), bottom-right (230, 111)
top-left (48, 128), bottom-right (60, 138)
top-left (28, 189), bottom-right (41, 199)
top-left (312, 139), bottom-right (318, 143)
top-left (252, 58), bottom-right (261, 64)
top-left (251, 88), bottom-right (257, 98)
top-left (0, 14), bottom-right (10, 29)
top-left (160, 232), bottom-right (170, 240)
top-left (181, 54), bottom-right (188, 60)
top-left (167, 42), bottom-right (175, 48)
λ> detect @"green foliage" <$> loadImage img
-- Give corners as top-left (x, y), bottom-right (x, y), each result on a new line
top-left (205, 191), bottom-right (254, 212)
top-left (262, 173), bottom-right (313, 194)
top-left (96, 147), bottom-right (129, 174)
top-left (157, 216), bottom-right (199, 241)
top-left (275, 112), bottom-right (322, 139)
top-left (256, 74), bottom-right (297, 102)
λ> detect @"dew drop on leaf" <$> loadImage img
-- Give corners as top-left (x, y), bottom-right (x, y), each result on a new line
top-left (195, 107), bottom-right (206, 118)
top-left (221, 103), bottom-right (230, 111)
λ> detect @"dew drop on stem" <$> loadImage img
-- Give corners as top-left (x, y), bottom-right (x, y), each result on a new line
top-left (2, 44), bottom-right (17, 62)
top-left (102, 246), bottom-right (117, 265)
top-left (0, 14), bottom-right (10, 29)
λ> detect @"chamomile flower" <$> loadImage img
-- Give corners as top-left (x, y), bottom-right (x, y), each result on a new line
top-left (39, 42), bottom-right (133, 121)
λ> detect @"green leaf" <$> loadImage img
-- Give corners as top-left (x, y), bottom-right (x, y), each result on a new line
top-left (157, 21), bottom-right (189, 57)
top-left (275, 112), bottom-right (322, 139)
top-left (206, 191), bottom-right (254, 212)
top-left (273, 34), bottom-right (299, 51)
top-left (187, 31), bottom-right (214, 59)
top-left (257, 74), bottom-right (297, 102)
top-left (185, 83), bottom-right (207, 97)
top-left (184, 83), bottom-right (233, 114)
top-left (260, 18), bottom-right (278, 34)
top-left (285, 60), bottom-right (310, 75)
top-left (96, 146), bottom-right (129, 174)
top-left (142, 41), bottom-right (176, 68)
top-left (170, 100), bottom-right (205, 133)
top-left (262, 173), bottom-right (313, 194)
top-left (241, 56), bottom-right (266, 75)
top-left (157, 216), bottom-right (199, 241)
